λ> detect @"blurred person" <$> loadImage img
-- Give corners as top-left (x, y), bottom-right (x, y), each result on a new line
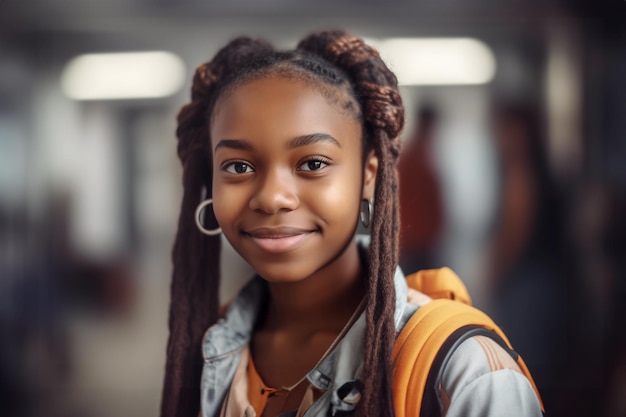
top-left (485, 103), bottom-right (570, 415)
top-left (1, 189), bottom-right (135, 417)
top-left (571, 183), bottom-right (626, 417)
top-left (398, 105), bottom-right (445, 273)
top-left (160, 30), bottom-right (544, 417)
top-left (0, 200), bottom-right (72, 417)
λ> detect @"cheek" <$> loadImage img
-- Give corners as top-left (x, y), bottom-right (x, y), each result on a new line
top-left (307, 167), bottom-right (363, 220)
top-left (212, 182), bottom-right (241, 228)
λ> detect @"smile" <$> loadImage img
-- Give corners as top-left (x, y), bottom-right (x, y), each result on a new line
top-left (244, 227), bottom-right (316, 254)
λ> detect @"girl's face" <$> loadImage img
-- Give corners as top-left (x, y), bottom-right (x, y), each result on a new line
top-left (210, 75), bottom-right (377, 283)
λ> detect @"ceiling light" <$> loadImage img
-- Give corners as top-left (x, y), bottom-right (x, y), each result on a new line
top-left (370, 38), bottom-right (496, 86)
top-left (61, 51), bottom-right (186, 100)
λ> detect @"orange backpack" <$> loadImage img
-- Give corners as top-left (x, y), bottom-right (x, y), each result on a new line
top-left (391, 267), bottom-right (544, 416)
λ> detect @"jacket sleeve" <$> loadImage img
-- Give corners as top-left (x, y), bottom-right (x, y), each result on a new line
top-left (437, 336), bottom-right (543, 417)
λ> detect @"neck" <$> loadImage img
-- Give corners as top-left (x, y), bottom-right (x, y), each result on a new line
top-left (263, 243), bottom-right (367, 332)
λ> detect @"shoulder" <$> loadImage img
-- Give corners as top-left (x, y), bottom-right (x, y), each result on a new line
top-left (393, 293), bottom-right (543, 417)
top-left (438, 335), bottom-right (543, 417)
top-left (203, 277), bottom-right (267, 360)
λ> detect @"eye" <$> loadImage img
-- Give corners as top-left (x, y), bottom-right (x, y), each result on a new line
top-left (297, 158), bottom-right (329, 172)
top-left (223, 161), bottom-right (254, 174)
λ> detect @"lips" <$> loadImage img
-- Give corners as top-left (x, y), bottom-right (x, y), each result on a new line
top-left (244, 227), bottom-right (316, 253)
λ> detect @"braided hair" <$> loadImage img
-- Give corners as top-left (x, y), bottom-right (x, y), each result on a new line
top-left (161, 29), bottom-right (404, 417)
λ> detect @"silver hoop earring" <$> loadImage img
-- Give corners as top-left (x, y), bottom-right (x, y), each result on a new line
top-left (360, 199), bottom-right (373, 229)
top-left (195, 199), bottom-right (222, 236)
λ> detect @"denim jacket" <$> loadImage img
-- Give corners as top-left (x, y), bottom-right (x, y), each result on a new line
top-left (200, 264), bottom-right (542, 417)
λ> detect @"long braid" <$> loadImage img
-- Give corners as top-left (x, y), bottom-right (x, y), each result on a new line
top-left (161, 38), bottom-right (273, 417)
top-left (298, 30), bottom-right (404, 417)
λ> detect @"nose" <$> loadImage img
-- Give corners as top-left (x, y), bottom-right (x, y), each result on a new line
top-left (249, 168), bottom-right (299, 214)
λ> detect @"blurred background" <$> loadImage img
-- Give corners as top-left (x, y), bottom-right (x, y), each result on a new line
top-left (1, 0), bottom-right (625, 416)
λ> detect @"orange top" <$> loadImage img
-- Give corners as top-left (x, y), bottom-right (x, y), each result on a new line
top-left (247, 354), bottom-right (277, 416)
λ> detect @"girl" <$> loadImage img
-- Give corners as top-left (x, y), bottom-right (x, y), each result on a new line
top-left (160, 30), bottom-right (543, 417)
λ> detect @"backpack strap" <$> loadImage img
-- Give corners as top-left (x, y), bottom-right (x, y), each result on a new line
top-left (392, 299), bottom-right (544, 417)
top-left (421, 325), bottom-right (525, 417)
top-left (405, 267), bottom-right (472, 305)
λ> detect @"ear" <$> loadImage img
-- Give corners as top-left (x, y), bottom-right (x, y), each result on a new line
top-left (362, 149), bottom-right (378, 200)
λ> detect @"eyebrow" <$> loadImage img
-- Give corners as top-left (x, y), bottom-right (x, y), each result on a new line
top-left (288, 133), bottom-right (341, 149)
top-left (214, 133), bottom-right (341, 152)
top-left (214, 139), bottom-right (254, 152)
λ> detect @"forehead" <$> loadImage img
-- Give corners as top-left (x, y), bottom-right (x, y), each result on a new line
top-left (214, 68), bottom-right (359, 118)
top-left (210, 75), bottom-right (363, 148)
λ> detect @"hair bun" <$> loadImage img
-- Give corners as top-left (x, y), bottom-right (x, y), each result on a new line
top-left (298, 30), bottom-right (404, 150)
top-left (192, 37), bottom-right (273, 100)
top-left (360, 84), bottom-right (404, 144)
top-left (297, 30), bottom-right (379, 70)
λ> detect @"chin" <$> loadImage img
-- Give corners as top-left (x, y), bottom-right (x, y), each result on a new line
top-left (252, 263), bottom-right (313, 284)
